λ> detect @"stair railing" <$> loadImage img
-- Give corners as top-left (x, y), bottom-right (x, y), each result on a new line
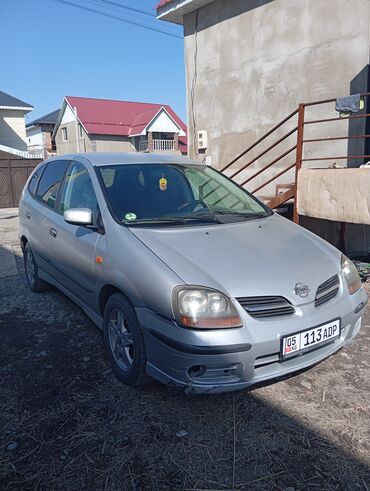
top-left (221, 93), bottom-right (370, 224)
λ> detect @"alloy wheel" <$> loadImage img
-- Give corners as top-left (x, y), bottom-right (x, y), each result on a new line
top-left (108, 308), bottom-right (134, 371)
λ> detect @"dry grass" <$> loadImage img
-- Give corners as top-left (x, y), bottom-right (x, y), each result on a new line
top-left (0, 273), bottom-right (369, 490)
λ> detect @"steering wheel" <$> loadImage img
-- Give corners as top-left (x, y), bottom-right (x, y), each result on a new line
top-left (177, 199), bottom-right (207, 213)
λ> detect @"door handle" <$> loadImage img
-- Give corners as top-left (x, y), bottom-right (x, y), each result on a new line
top-left (26, 211), bottom-right (31, 220)
top-left (50, 228), bottom-right (57, 238)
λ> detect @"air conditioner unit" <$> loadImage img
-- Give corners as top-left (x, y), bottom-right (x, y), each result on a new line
top-left (197, 130), bottom-right (208, 150)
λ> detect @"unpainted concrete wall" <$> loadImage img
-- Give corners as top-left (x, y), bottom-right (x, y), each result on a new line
top-left (55, 121), bottom-right (93, 154)
top-left (298, 168), bottom-right (370, 225)
top-left (55, 121), bottom-right (135, 154)
top-left (183, 0), bottom-right (370, 195)
top-left (298, 168), bottom-right (370, 257)
top-left (93, 136), bottom-right (134, 152)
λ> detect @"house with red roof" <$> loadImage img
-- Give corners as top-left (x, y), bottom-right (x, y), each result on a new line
top-left (53, 96), bottom-right (187, 156)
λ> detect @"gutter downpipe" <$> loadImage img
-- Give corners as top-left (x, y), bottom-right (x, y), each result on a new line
top-left (74, 106), bottom-right (80, 153)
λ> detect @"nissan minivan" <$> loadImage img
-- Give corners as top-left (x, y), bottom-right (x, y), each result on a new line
top-left (18, 153), bottom-right (368, 393)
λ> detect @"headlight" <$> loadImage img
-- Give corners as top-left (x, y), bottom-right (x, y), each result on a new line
top-left (341, 255), bottom-right (361, 295)
top-left (173, 286), bottom-right (243, 329)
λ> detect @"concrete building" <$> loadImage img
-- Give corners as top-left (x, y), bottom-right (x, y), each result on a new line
top-left (157, 0), bottom-right (370, 257)
top-left (54, 96), bottom-right (187, 155)
top-left (157, 0), bottom-right (370, 169)
top-left (26, 110), bottom-right (59, 157)
top-left (0, 91), bottom-right (33, 153)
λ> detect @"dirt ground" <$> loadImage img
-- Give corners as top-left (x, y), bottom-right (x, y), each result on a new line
top-left (0, 209), bottom-right (369, 490)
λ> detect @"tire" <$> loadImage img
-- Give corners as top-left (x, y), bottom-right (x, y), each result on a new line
top-left (103, 293), bottom-right (148, 386)
top-left (24, 242), bottom-right (49, 293)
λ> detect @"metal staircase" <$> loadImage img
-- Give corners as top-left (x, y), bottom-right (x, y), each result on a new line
top-left (220, 93), bottom-right (370, 223)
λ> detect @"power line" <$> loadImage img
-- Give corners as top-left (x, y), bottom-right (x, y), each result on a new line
top-left (51, 0), bottom-right (182, 39)
top-left (84, 0), bottom-right (180, 31)
top-left (83, 0), bottom-right (181, 33)
top-left (90, 0), bottom-right (155, 17)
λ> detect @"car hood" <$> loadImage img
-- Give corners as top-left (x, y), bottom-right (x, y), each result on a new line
top-left (130, 214), bottom-right (341, 305)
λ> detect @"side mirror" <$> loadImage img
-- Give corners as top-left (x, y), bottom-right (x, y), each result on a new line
top-left (64, 208), bottom-right (93, 227)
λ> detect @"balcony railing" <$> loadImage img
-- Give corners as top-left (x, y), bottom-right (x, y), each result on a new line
top-left (138, 139), bottom-right (177, 152)
top-left (0, 143), bottom-right (44, 159)
top-left (153, 139), bottom-right (176, 151)
top-left (27, 145), bottom-right (47, 158)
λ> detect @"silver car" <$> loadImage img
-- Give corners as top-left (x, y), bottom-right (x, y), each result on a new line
top-left (19, 153), bottom-right (367, 393)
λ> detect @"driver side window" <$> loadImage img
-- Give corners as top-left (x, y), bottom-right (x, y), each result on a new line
top-left (60, 162), bottom-right (98, 217)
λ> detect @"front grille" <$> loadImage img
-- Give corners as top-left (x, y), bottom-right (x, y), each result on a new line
top-left (315, 275), bottom-right (340, 307)
top-left (237, 296), bottom-right (295, 318)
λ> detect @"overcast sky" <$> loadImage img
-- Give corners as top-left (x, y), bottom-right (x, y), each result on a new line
top-left (1, 0), bottom-right (186, 122)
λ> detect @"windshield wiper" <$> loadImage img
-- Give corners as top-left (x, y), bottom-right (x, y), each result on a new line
top-left (211, 210), bottom-right (268, 219)
top-left (124, 214), bottom-right (220, 225)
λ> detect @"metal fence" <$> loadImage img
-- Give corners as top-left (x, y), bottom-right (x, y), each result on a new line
top-left (0, 158), bottom-right (41, 208)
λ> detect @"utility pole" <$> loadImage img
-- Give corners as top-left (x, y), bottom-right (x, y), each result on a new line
top-left (74, 106), bottom-right (80, 153)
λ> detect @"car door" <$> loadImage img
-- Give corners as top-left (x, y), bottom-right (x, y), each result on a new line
top-left (21, 162), bottom-right (47, 256)
top-left (25, 160), bottom-right (69, 276)
top-left (48, 160), bottom-right (101, 308)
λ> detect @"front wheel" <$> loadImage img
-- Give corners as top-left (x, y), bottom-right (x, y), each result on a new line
top-left (24, 243), bottom-right (49, 293)
top-left (103, 293), bottom-right (148, 386)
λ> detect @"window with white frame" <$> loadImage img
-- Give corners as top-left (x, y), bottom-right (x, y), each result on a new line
top-left (62, 127), bottom-right (68, 141)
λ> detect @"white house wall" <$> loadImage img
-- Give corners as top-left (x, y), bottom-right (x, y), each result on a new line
top-left (61, 104), bottom-right (76, 124)
top-left (146, 110), bottom-right (185, 135)
top-left (0, 109), bottom-right (28, 151)
top-left (26, 126), bottom-right (43, 148)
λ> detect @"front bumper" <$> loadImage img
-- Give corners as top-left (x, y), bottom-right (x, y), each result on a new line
top-left (136, 286), bottom-right (368, 393)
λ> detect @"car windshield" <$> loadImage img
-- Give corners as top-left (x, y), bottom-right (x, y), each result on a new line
top-left (97, 163), bottom-right (271, 226)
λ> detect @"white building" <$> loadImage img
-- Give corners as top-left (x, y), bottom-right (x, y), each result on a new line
top-left (0, 90), bottom-right (34, 156)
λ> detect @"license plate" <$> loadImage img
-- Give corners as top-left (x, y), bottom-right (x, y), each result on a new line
top-left (281, 319), bottom-right (341, 359)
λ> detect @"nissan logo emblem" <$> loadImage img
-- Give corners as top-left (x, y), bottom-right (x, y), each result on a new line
top-left (293, 282), bottom-right (310, 298)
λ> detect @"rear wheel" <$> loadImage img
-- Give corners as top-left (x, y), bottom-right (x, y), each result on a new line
top-left (24, 243), bottom-right (49, 293)
top-left (103, 293), bottom-right (148, 386)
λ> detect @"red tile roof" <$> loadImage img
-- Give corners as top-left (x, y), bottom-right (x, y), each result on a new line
top-left (65, 96), bottom-right (186, 137)
top-left (178, 135), bottom-right (187, 154)
top-left (156, 0), bottom-right (173, 7)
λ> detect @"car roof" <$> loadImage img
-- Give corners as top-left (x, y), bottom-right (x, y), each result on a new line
top-left (50, 152), bottom-right (202, 167)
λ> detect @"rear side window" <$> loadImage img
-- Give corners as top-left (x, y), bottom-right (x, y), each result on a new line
top-left (28, 163), bottom-right (47, 196)
top-left (36, 160), bottom-right (69, 209)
